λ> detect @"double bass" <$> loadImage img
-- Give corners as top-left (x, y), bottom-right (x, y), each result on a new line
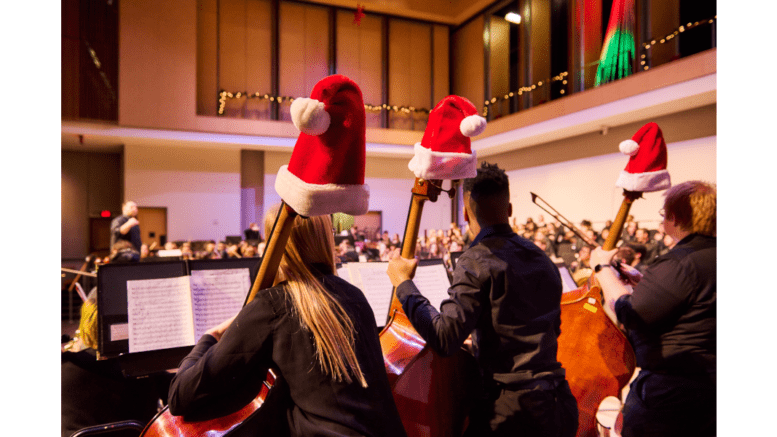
top-left (379, 177), bottom-right (480, 437)
top-left (534, 190), bottom-right (640, 437)
top-left (139, 202), bottom-right (299, 437)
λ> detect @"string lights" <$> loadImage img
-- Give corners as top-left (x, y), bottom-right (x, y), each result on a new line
top-left (218, 90), bottom-right (430, 116)
top-left (482, 71), bottom-right (569, 117)
top-left (217, 16), bottom-right (715, 118)
top-left (639, 15), bottom-right (717, 71)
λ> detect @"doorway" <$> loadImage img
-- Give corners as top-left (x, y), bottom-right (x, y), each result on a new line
top-left (137, 207), bottom-right (167, 249)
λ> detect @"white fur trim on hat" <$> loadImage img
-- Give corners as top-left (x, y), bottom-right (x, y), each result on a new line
top-left (275, 165), bottom-right (370, 217)
top-left (619, 139), bottom-right (639, 156)
top-left (460, 114), bottom-right (487, 137)
top-left (407, 143), bottom-right (477, 180)
top-left (616, 169), bottom-right (671, 193)
top-left (290, 98), bottom-right (330, 136)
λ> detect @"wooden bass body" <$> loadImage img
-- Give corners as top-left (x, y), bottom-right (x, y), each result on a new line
top-left (557, 278), bottom-right (635, 437)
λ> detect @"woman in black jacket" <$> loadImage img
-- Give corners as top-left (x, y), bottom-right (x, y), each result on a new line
top-left (168, 206), bottom-right (407, 436)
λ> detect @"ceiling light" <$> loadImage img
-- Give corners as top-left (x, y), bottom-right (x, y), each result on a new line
top-left (505, 12), bottom-right (521, 24)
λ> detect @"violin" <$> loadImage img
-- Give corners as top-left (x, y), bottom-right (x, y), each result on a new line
top-left (379, 177), bottom-right (479, 436)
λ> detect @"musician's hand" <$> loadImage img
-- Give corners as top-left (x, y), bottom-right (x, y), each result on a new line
top-left (617, 262), bottom-right (643, 285)
top-left (387, 253), bottom-right (418, 288)
top-left (590, 247), bottom-right (618, 267)
top-left (462, 335), bottom-right (475, 355)
top-left (127, 217), bottom-right (139, 228)
top-left (206, 314), bottom-right (237, 341)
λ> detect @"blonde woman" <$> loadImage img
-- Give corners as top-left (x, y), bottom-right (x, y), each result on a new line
top-left (168, 205), bottom-right (406, 436)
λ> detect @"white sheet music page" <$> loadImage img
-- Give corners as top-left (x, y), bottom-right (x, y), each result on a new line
top-left (190, 268), bottom-right (250, 341)
top-left (336, 265), bottom-right (352, 283)
top-left (346, 262), bottom-right (394, 327)
top-left (412, 264), bottom-right (452, 310)
top-left (127, 276), bottom-right (195, 353)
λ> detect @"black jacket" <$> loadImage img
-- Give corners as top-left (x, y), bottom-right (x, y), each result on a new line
top-left (396, 223), bottom-right (567, 387)
top-left (168, 274), bottom-right (407, 437)
top-left (615, 233), bottom-right (716, 381)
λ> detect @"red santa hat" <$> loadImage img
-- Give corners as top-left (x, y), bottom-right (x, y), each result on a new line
top-left (615, 122), bottom-right (671, 192)
top-left (408, 95), bottom-right (486, 180)
top-left (274, 74), bottom-right (369, 217)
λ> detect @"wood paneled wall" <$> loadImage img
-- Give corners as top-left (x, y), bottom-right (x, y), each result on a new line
top-left (196, 0), bottom-right (450, 130)
top-left (62, 151), bottom-right (122, 259)
top-left (198, 0), bottom-right (274, 118)
top-left (279, 2), bottom-right (330, 122)
top-left (452, 16), bottom-right (485, 114)
top-left (336, 10), bottom-right (384, 128)
top-left (388, 19), bottom-right (432, 130)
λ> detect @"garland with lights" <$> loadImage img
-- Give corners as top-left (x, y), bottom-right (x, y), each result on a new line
top-left (482, 71), bottom-right (570, 117)
top-left (639, 15), bottom-right (717, 71)
top-left (218, 90), bottom-right (430, 116)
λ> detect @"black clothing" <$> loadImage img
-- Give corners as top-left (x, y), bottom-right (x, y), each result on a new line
top-left (614, 233), bottom-right (716, 436)
top-left (110, 215), bottom-right (142, 251)
top-left (464, 379), bottom-right (578, 437)
top-left (61, 349), bottom-right (171, 437)
top-left (244, 228), bottom-right (261, 241)
top-left (396, 223), bottom-right (577, 435)
top-left (554, 240), bottom-right (577, 267)
top-left (110, 247), bottom-right (140, 263)
top-left (615, 234), bottom-right (716, 378)
top-left (620, 370), bottom-right (715, 437)
top-left (168, 274), bottom-right (406, 437)
top-left (643, 241), bottom-right (660, 265)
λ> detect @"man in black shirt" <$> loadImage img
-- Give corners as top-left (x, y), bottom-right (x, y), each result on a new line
top-left (387, 162), bottom-right (578, 436)
top-left (591, 180), bottom-right (716, 437)
top-left (110, 201), bottom-right (141, 252)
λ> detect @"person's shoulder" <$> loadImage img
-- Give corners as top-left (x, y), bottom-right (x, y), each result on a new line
top-left (246, 285), bottom-right (288, 311)
top-left (322, 274), bottom-right (364, 297)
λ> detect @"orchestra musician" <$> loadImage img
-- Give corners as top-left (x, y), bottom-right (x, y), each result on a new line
top-left (167, 205), bottom-right (407, 436)
top-left (110, 201), bottom-right (142, 252)
top-left (386, 162), bottom-right (578, 436)
top-left (590, 180), bottom-right (716, 437)
top-left (61, 288), bottom-right (171, 437)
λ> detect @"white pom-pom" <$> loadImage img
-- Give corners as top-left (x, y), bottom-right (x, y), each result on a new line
top-left (290, 97), bottom-right (330, 136)
top-left (619, 139), bottom-right (639, 156)
top-left (460, 114), bottom-right (487, 137)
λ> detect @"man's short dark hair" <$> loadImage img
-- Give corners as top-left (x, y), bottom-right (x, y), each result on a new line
top-left (462, 161), bottom-right (509, 200)
top-left (462, 162), bottom-right (510, 224)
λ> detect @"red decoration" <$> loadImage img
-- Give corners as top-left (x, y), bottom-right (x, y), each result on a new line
top-left (354, 4), bottom-right (365, 26)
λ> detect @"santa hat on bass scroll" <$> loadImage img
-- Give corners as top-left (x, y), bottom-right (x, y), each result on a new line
top-left (616, 122), bottom-right (671, 192)
top-left (274, 74), bottom-right (370, 217)
top-left (408, 95), bottom-right (487, 180)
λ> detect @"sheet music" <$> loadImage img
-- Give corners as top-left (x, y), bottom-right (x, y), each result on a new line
top-left (412, 264), bottom-right (453, 310)
top-left (346, 262), bottom-right (394, 327)
top-left (127, 276), bottom-right (195, 353)
top-left (190, 268), bottom-right (250, 340)
top-left (336, 265), bottom-right (351, 282)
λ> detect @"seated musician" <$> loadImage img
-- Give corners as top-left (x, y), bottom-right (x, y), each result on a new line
top-left (167, 205), bottom-right (407, 436)
top-left (61, 288), bottom-right (171, 437)
top-left (387, 162), bottom-right (578, 436)
top-left (590, 180), bottom-right (716, 437)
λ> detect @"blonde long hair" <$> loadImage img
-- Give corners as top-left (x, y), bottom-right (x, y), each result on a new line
top-left (265, 204), bottom-right (368, 387)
